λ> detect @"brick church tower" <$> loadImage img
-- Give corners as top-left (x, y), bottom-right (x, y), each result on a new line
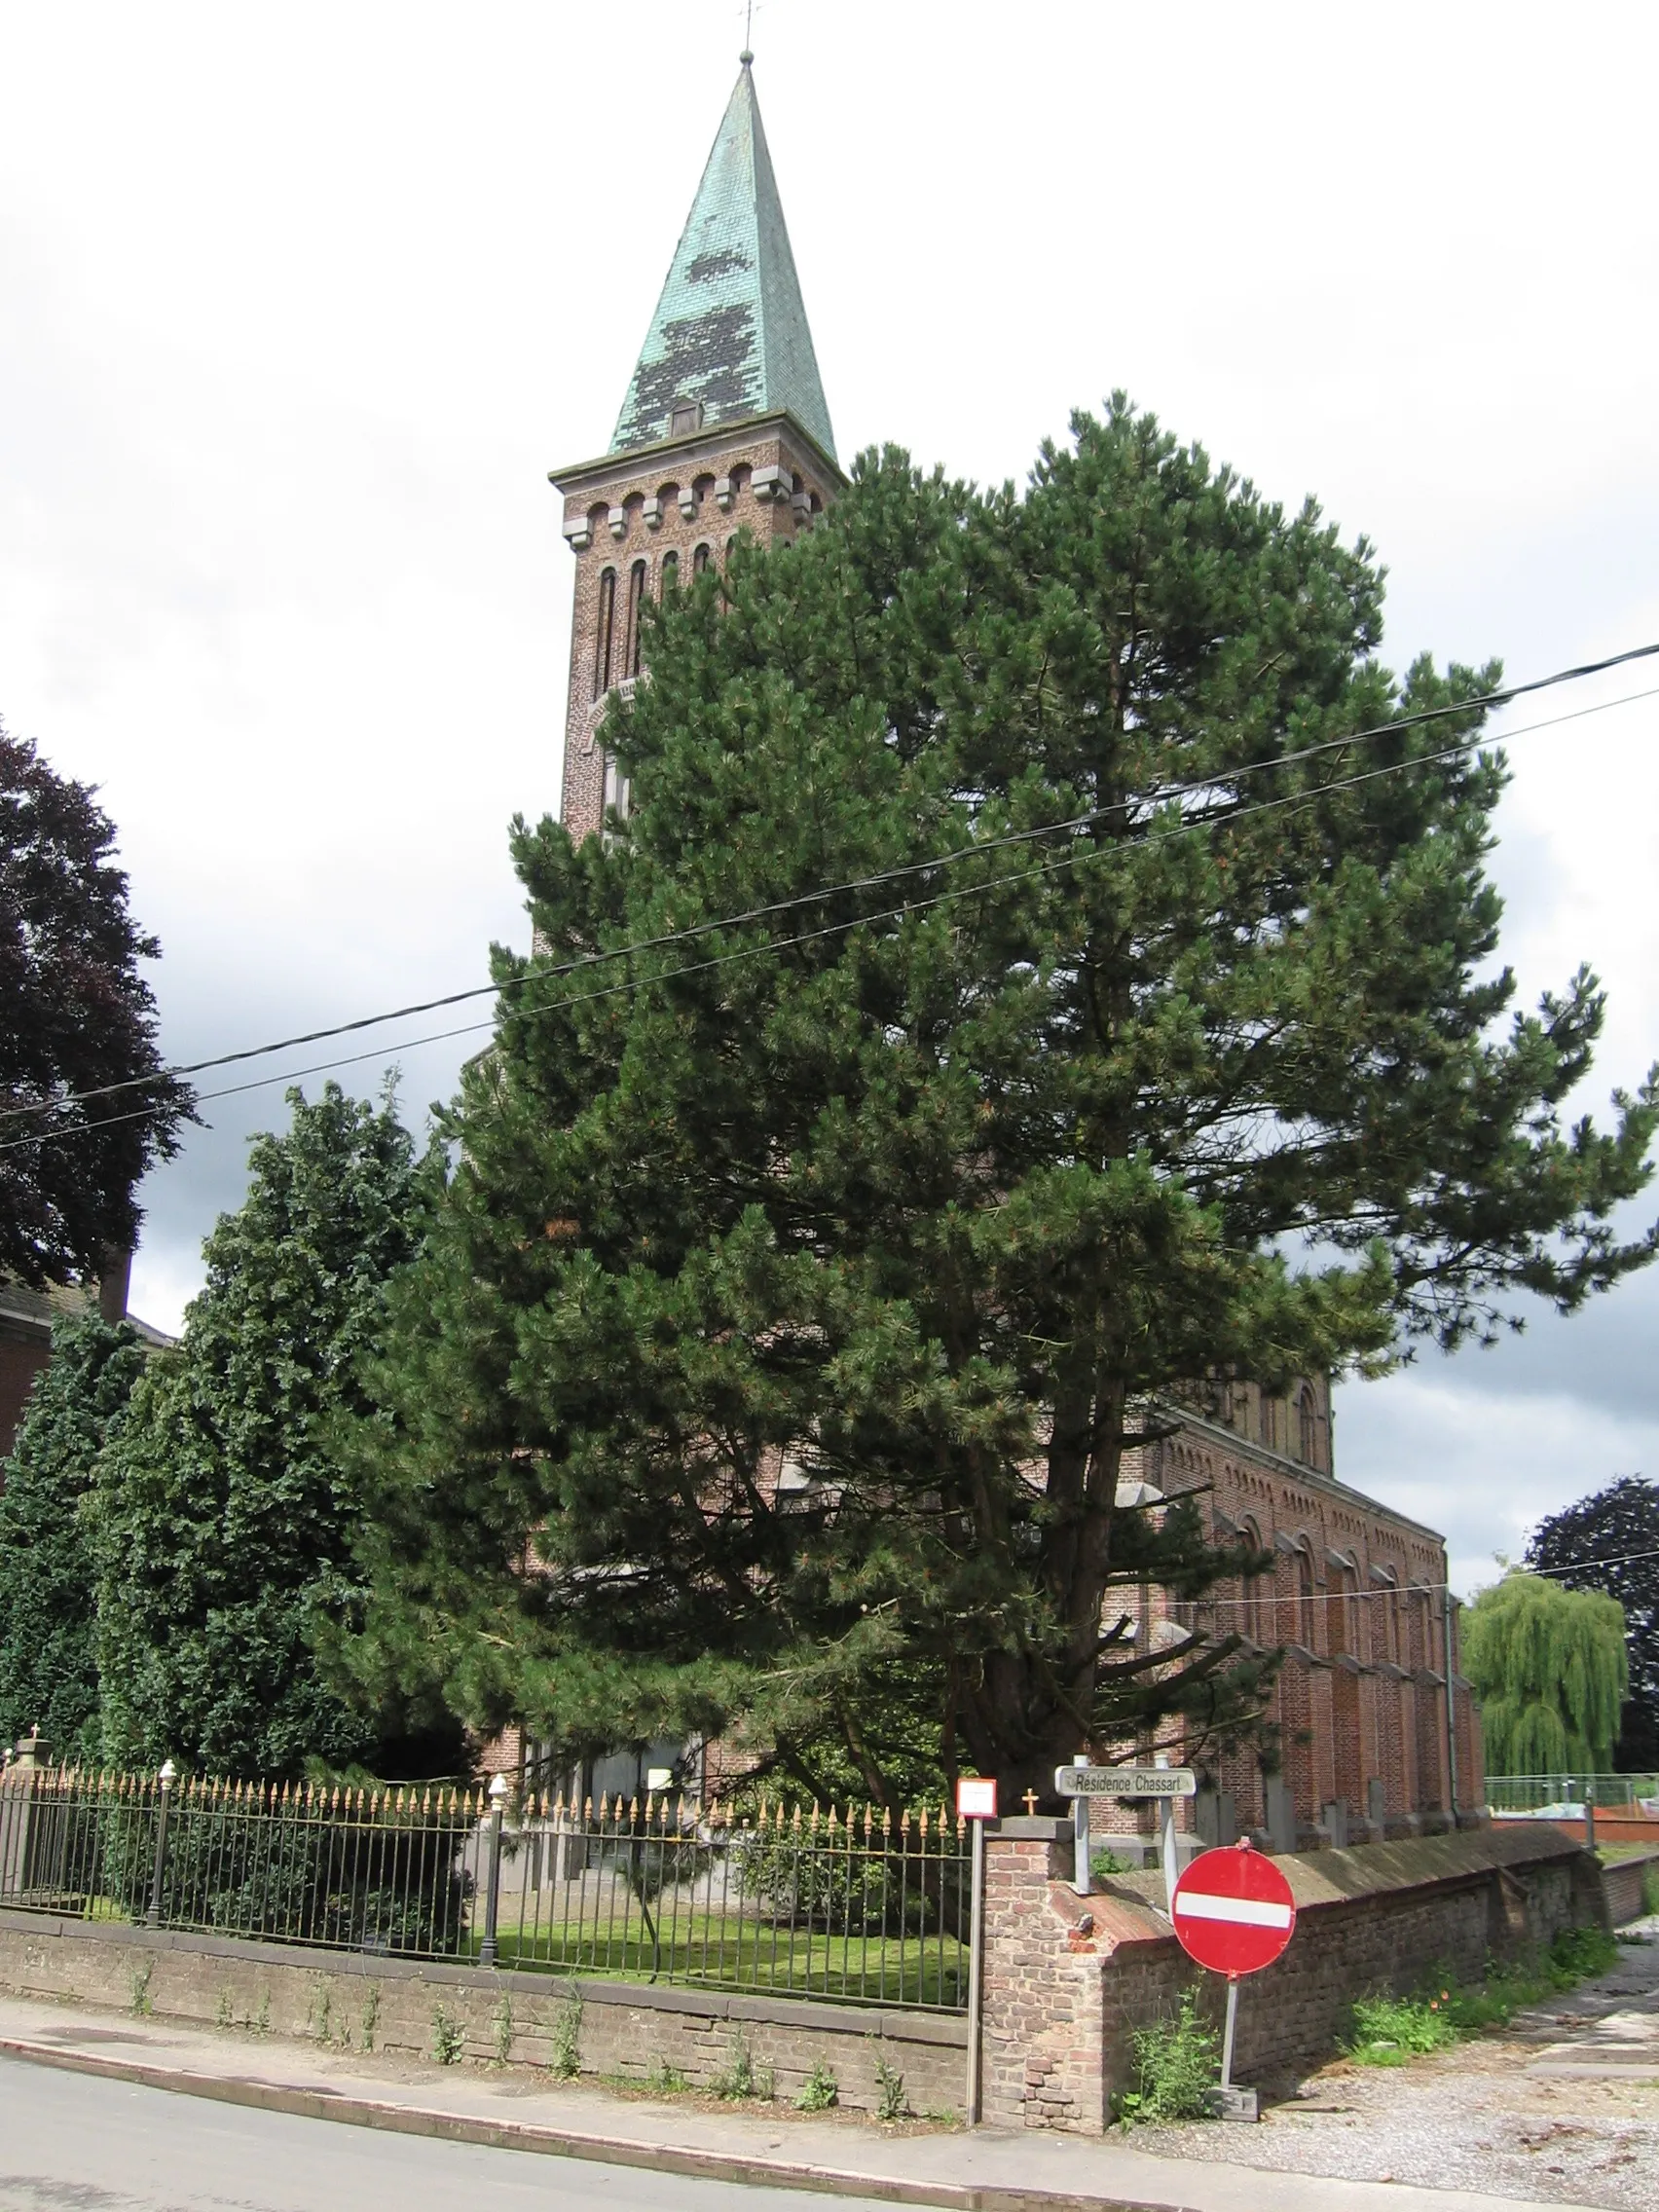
top-left (549, 55), bottom-right (843, 839)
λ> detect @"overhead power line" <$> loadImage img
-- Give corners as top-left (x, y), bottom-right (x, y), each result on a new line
top-left (4, 637), bottom-right (1655, 1137)
top-left (1157, 1542), bottom-right (1659, 1613)
top-left (5, 654), bottom-right (1658, 1161)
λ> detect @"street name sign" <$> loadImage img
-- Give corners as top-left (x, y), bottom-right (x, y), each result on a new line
top-left (1053, 1765), bottom-right (1197, 1798)
top-left (1170, 1841), bottom-right (1296, 1977)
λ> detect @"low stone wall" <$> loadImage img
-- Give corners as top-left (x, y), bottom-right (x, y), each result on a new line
top-left (979, 1819), bottom-right (1606, 2132)
top-left (1603, 1850), bottom-right (1659, 1928)
top-left (0, 1910), bottom-right (965, 2117)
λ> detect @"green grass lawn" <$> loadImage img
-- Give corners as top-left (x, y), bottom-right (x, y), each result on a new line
top-left (470, 1909), bottom-right (966, 2009)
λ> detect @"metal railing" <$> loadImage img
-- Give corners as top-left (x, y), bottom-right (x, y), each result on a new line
top-left (0, 1767), bottom-right (971, 2011)
top-left (1486, 1772), bottom-right (1659, 1814)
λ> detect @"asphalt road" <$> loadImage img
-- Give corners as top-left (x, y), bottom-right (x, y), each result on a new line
top-left (0, 2059), bottom-right (901, 2212)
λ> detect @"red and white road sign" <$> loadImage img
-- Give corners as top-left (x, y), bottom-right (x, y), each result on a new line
top-left (1170, 1841), bottom-right (1296, 1977)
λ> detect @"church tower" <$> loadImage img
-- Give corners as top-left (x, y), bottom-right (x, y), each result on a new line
top-left (549, 55), bottom-right (842, 839)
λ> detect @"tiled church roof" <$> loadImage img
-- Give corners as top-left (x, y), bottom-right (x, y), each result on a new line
top-left (610, 58), bottom-right (835, 462)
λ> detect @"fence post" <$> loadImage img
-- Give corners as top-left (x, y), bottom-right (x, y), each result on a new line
top-left (146, 1759), bottom-right (176, 1928)
top-left (965, 1815), bottom-right (986, 2124)
top-left (479, 1773), bottom-right (508, 1967)
top-left (1442, 1595), bottom-right (1459, 1821)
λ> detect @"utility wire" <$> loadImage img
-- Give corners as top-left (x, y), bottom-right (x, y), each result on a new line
top-left (7, 676), bottom-right (1659, 1161)
top-left (1151, 1543), bottom-right (1659, 1612)
top-left (5, 640), bottom-right (1656, 1134)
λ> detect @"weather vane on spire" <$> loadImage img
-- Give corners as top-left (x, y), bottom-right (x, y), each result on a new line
top-left (741, 0), bottom-right (756, 64)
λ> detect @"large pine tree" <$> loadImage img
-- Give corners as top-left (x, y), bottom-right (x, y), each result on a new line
top-left (96, 1084), bottom-right (425, 1778)
top-left (347, 404), bottom-right (1658, 1807)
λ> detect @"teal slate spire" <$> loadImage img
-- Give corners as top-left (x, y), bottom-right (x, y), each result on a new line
top-left (610, 60), bottom-right (835, 461)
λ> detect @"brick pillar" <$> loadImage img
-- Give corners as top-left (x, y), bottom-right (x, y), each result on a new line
top-left (977, 1816), bottom-right (1176, 2132)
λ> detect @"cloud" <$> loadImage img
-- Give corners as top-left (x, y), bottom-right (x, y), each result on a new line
top-left (2, 0), bottom-right (1656, 1621)
top-left (1335, 1359), bottom-right (1659, 1604)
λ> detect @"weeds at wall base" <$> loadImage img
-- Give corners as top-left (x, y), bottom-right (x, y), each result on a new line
top-left (430, 2005), bottom-right (463, 2065)
top-left (1346, 1925), bottom-right (1621, 2067)
top-left (1116, 1987), bottom-right (1219, 2123)
top-left (549, 1986), bottom-right (582, 2080)
top-left (795, 2059), bottom-right (839, 2112)
top-left (714, 2030), bottom-right (773, 2101)
top-left (872, 2052), bottom-right (911, 2121)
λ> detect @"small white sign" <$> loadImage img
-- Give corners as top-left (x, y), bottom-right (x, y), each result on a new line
top-left (956, 1776), bottom-right (999, 1820)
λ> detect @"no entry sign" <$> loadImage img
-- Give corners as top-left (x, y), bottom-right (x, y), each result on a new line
top-left (1170, 1841), bottom-right (1296, 1977)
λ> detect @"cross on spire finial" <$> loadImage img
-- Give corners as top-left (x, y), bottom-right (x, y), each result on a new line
top-left (741, 0), bottom-right (754, 64)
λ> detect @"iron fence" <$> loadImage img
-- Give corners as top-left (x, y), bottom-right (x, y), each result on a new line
top-left (0, 1767), bottom-right (971, 2011)
top-left (1486, 1772), bottom-right (1659, 1815)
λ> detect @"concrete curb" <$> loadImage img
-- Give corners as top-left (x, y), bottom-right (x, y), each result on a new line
top-left (0, 2035), bottom-right (1179, 2212)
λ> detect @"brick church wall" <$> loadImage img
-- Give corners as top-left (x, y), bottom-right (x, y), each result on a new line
top-left (1101, 1391), bottom-right (1484, 1845)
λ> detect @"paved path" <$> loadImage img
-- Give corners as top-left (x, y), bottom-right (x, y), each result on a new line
top-left (0, 2060), bottom-right (905, 2212)
top-left (0, 1988), bottom-right (1564, 2212)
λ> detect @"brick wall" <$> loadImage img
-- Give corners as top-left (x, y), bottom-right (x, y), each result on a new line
top-left (1122, 1401), bottom-right (1485, 1847)
top-left (0, 1908), bottom-right (965, 2116)
top-left (1602, 1850), bottom-right (1659, 1927)
top-left (977, 1817), bottom-right (1605, 2131)
top-left (0, 1333), bottom-right (51, 1463)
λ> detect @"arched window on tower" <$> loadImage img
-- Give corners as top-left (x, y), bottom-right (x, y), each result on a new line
top-left (1375, 1567), bottom-right (1400, 1667)
top-left (660, 550), bottom-right (679, 596)
top-left (1240, 1519), bottom-right (1266, 1644)
top-left (1296, 1542), bottom-right (1318, 1651)
top-left (592, 568), bottom-right (616, 699)
top-left (692, 542), bottom-right (712, 576)
top-left (602, 751), bottom-right (631, 825)
top-left (625, 560), bottom-right (647, 678)
top-left (1297, 1385), bottom-right (1317, 1467)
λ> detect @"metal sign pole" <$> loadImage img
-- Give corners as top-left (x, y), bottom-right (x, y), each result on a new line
top-left (1072, 1753), bottom-right (1090, 1895)
top-left (965, 1816), bottom-right (986, 2125)
top-left (1156, 1752), bottom-right (1178, 1912)
top-left (1219, 1976), bottom-right (1239, 2094)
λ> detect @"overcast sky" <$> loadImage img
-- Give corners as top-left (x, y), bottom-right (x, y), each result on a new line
top-left (3, 1), bottom-right (1656, 1599)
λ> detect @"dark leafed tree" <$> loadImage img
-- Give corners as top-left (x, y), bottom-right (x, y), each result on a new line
top-left (345, 400), bottom-right (1659, 1810)
top-left (0, 722), bottom-right (193, 1284)
top-left (95, 1084), bottom-right (442, 1780)
top-left (1527, 1476), bottom-right (1659, 1769)
top-left (0, 1311), bottom-right (150, 1760)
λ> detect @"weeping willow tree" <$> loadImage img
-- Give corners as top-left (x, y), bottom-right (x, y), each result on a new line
top-left (1463, 1572), bottom-right (1628, 1774)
